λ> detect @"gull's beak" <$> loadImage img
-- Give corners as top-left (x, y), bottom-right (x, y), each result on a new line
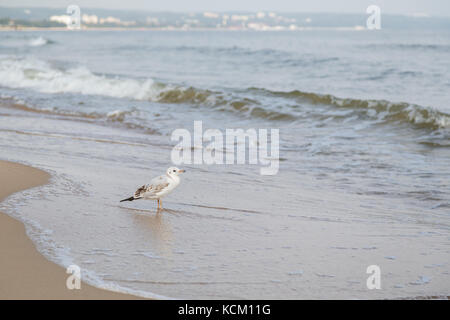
top-left (179, 169), bottom-right (186, 173)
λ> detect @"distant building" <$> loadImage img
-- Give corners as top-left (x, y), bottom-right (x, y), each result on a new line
top-left (203, 12), bottom-right (219, 19)
top-left (121, 21), bottom-right (136, 26)
top-left (95, 16), bottom-right (136, 26)
top-left (99, 16), bottom-right (121, 24)
top-left (256, 12), bottom-right (266, 19)
top-left (231, 15), bottom-right (249, 21)
top-left (49, 15), bottom-right (71, 26)
top-left (247, 22), bottom-right (269, 30)
top-left (82, 14), bottom-right (98, 24)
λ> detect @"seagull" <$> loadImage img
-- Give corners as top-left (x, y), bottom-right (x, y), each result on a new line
top-left (120, 167), bottom-right (185, 209)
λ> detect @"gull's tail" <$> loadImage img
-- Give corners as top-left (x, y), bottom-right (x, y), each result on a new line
top-left (120, 196), bottom-right (136, 202)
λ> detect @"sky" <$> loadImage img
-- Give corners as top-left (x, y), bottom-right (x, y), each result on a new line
top-left (1, 0), bottom-right (450, 16)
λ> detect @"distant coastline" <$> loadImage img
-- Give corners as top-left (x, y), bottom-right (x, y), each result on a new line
top-left (0, 26), bottom-right (369, 32)
top-left (2, 7), bottom-right (448, 33)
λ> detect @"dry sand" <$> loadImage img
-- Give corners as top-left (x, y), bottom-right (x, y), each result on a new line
top-left (0, 160), bottom-right (143, 299)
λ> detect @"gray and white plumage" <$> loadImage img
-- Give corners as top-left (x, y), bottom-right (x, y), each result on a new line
top-left (120, 167), bottom-right (185, 207)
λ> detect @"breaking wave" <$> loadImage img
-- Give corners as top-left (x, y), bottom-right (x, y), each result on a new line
top-left (252, 88), bottom-right (450, 129)
top-left (28, 36), bottom-right (53, 47)
top-left (0, 56), bottom-right (160, 100)
top-left (0, 56), bottom-right (270, 119)
top-left (0, 56), bottom-right (448, 129)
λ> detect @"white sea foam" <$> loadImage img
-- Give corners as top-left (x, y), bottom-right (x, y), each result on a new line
top-left (29, 36), bottom-right (49, 47)
top-left (0, 56), bottom-right (162, 101)
top-left (107, 109), bottom-right (134, 121)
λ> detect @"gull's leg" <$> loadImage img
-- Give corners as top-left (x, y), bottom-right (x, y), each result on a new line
top-left (157, 199), bottom-right (160, 209)
top-left (160, 199), bottom-right (163, 209)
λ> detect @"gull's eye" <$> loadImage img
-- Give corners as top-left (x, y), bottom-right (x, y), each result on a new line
top-left (173, 169), bottom-right (176, 172)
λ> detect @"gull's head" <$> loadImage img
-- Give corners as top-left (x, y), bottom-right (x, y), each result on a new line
top-left (167, 167), bottom-right (185, 177)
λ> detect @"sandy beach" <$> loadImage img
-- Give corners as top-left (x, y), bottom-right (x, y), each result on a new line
top-left (0, 160), bottom-right (142, 299)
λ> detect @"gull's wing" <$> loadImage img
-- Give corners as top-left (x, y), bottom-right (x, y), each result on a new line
top-left (134, 175), bottom-right (170, 198)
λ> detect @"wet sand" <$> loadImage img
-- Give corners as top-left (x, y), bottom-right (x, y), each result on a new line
top-left (0, 160), bottom-right (143, 299)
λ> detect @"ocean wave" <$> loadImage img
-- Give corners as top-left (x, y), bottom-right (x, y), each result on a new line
top-left (157, 45), bottom-right (285, 57)
top-left (358, 43), bottom-right (450, 52)
top-left (252, 88), bottom-right (450, 129)
top-left (0, 56), bottom-right (160, 100)
top-left (387, 43), bottom-right (450, 51)
top-left (0, 36), bottom-right (53, 48)
top-left (1, 56), bottom-right (448, 130)
top-left (0, 98), bottom-right (158, 135)
top-left (165, 45), bottom-right (339, 67)
top-left (0, 56), bottom-right (224, 105)
top-left (0, 56), bottom-right (267, 118)
top-left (28, 36), bottom-right (53, 47)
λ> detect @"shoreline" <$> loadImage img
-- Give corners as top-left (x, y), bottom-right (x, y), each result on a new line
top-left (0, 160), bottom-right (144, 300)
